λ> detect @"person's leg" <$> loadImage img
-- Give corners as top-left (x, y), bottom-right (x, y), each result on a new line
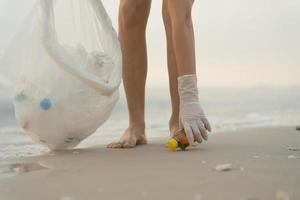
top-left (164, 0), bottom-right (196, 76)
top-left (162, 0), bottom-right (180, 136)
top-left (164, 0), bottom-right (211, 144)
top-left (107, 0), bottom-right (151, 148)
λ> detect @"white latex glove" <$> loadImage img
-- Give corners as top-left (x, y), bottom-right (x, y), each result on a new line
top-left (178, 74), bottom-right (211, 145)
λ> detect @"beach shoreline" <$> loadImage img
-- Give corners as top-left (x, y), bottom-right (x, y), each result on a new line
top-left (0, 126), bottom-right (299, 200)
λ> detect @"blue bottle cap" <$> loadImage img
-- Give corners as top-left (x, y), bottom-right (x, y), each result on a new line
top-left (40, 98), bottom-right (52, 110)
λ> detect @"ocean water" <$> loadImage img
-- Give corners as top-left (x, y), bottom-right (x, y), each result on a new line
top-left (0, 86), bottom-right (300, 159)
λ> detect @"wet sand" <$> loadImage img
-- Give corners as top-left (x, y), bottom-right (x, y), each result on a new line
top-left (0, 126), bottom-right (299, 200)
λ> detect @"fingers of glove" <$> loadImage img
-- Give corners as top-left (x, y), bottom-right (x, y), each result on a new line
top-left (183, 125), bottom-right (195, 145)
top-left (202, 117), bottom-right (212, 132)
top-left (197, 121), bottom-right (208, 141)
top-left (191, 122), bottom-right (202, 143)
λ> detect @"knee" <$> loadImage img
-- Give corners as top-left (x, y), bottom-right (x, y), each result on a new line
top-left (119, 1), bottom-right (150, 32)
top-left (165, 1), bottom-right (193, 29)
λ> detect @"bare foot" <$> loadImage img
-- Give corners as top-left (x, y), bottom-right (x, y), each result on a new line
top-left (107, 125), bottom-right (147, 148)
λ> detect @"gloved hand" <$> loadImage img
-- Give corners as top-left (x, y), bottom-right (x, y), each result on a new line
top-left (178, 74), bottom-right (211, 145)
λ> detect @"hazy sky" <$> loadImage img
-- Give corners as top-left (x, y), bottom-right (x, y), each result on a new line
top-left (0, 0), bottom-right (299, 88)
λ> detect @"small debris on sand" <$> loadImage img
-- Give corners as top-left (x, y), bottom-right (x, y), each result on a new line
top-left (141, 191), bottom-right (148, 197)
top-left (61, 196), bottom-right (73, 200)
top-left (252, 155), bottom-right (260, 159)
top-left (288, 155), bottom-right (298, 159)
top-left (296, 126), bottom-right (300, 131)
top-left (275, 191), bottom-right (290, 200)
top-left (194, 194), bottom-right (202, 200)
top-left (97, 188), bottom-right (104, 193)
top-left (201, 161), bottom-right (207, 164)
top-left (72, 151), bottom-right (80, 154)
top-left (286, 146), bottom-right (299, 151)
top-left (244, 197), bottom-right (259, 200)
top-left (240, 167), bottom-right (245, 171)
top-left (215, 163), bottom-right (232, 171)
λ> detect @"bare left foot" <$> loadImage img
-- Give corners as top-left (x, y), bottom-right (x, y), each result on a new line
top-left (107, 125), bottom-right (147, 148)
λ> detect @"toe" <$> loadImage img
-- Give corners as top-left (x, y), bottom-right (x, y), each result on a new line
top-left (107, 142), bottom-right (123, 148)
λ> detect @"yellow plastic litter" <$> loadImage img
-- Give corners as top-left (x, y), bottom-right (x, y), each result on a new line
top-left (167, 138), bottom-right (178, 151)
top-left (167, 129), bottom-right (191, 151)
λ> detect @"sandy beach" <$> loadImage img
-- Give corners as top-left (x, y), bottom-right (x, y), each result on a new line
top-left (0, 126), bottom-right (299, 200)
top-left (1, 0), bottom-right (300, 199)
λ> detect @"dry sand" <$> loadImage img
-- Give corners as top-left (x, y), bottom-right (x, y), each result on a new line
top-left (0, 126), bottom-right (299, 200)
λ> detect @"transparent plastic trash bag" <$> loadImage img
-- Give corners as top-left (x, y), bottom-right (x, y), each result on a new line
top-left (3, 0), bottom-right (122, 150)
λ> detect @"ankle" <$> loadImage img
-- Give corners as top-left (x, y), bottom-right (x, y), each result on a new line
top-left (169, 117), bottom-right (179, 131)
top-left (169, 115), bottom-right (179, 125)
top-left (129, 122), bottom-right (145, 130)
